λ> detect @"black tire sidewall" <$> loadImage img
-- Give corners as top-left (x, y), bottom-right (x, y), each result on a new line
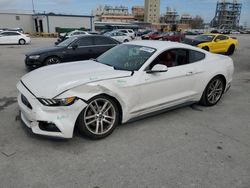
top-left (77, 95), bottom-right (120, 139)
top-left (200, 76), bottom-right (225, 106)
top-left (19, 39), bottom-right (25, 45)
top-left (202, 46), bottom-right (209, 51)
top-left (227, 45), bottom-right (235, 55)
top-left (44, 56), bottom-right (61, 65)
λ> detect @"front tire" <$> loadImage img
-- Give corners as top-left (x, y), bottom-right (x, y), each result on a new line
top-left (202, 46), bottom-right (209, 51)
top-left (200, 76), bottom-right (225, 106)
top-left (19, 39), bottom-right (26, 45)
top-left (123, 39), bottom-right (129, 43)
top-left (44, 56), bottom-right (61, 66)
top-left (77, 95), bottom-right (119, 139)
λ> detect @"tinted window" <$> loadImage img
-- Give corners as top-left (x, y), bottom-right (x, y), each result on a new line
top-left (72, 32), bottom-right (79, 35)
top-left (78, 37), bottom-right (94, 46)
top-left (2, 32), bottom-right (20, 36)
top-left (150, 49), bottom-right (188, 69)
top-left (215, 35), bottom-right (228, 41)
top-left (94, 36), bottom-right (117, 45)
top-left (195, 35), bottom-right (215, 42)
top-left (189, 50), bottom-right (205, 63)
top-left (120, 30), bottom-right (127, 33)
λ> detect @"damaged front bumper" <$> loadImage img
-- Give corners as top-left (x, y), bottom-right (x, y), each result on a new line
top-left (17, 81), bottom-right (87, 138)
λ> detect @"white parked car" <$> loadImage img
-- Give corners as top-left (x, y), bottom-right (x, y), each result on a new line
top-left (60, 30), bottom-right (89, 38)
top-left (115, 29), bottom-right (136, 39)
top-left (104, 31), bottom-right (132, 43)
top-left (0, 31), bottom-right (31, 45)
top-left (17, 41), bottom-right (234, 139)
top-left (230, 30), bottom-right (240, 34)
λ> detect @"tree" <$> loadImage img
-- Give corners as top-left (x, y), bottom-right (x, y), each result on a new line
top-left (191, 15), bottom-right (204, 29)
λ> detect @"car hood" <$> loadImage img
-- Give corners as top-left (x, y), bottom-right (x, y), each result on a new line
top-left (26, 46), bottom-right (64, 56)
top-left (182, 38), bottom-right (209, 46)
top-left (21, 60), bottom-right (132, 98)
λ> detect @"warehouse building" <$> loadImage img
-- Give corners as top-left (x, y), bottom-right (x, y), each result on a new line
top-left (0, 11), bottom-right (94, 33)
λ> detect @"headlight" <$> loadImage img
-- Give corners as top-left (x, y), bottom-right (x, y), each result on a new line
top-left (29, 55), bottom-right (40, 60)
top-left (38, 97), bottom-right (77, 106)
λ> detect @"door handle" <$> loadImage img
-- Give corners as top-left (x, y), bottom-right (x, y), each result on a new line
top-left (186, 71), bottom-right (194, 76)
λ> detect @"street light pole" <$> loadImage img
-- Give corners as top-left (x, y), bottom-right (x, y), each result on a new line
top-left (32, 0), bottom-right (35, 13)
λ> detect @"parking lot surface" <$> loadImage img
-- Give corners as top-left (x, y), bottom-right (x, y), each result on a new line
top-left (0, 36), bottom-right (250, 188)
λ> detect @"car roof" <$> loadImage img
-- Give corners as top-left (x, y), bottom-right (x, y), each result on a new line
top-left (76, 34), bottom-right (121, 43)
top-left (126, 40), bottom-right (205, 52)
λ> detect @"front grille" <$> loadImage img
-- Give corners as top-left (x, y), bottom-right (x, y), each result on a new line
top-left (21, 94), bottom-right (32, 109)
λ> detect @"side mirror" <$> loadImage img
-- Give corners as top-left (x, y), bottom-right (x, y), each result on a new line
top-left (146, 64), bottom-right (168, 74)
top-left (54, 41), bottom-right (59, 45)
top-left (69, 43), bottom-right (78, 50)
top-left (215, 39), bottom-right (221, 42)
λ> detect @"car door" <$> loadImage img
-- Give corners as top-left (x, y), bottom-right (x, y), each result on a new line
top-left (63, 36), bottom-right (94, 62)
top-left (211, 35), bottom-right (228, 53)
top-left (0, 33), bottom-right (7, 44)
top-left (135, 48), bottom-right (205, 114)
top-left (6, 32), bottom-right (20, 43)
top-left (0, 32), bottom-right (15, 44)
top-left (93, 36), bottom-right (119, 58)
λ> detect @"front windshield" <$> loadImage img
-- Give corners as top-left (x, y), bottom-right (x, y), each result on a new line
top-left (57, 37), bottom-right (78, 47)
top-left (195, 35), bottom-right (215, 42)
top-left (96, 44), bottom-right (156, 71)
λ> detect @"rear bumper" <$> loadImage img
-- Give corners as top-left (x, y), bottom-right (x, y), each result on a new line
top-left (17, 81), bottom-right (87, 138)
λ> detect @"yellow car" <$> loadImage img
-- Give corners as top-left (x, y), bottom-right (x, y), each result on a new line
top-left (184, 34), bottom-right (238, 55)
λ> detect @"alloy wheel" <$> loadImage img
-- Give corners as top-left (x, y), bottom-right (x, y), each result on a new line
top-left (46, 57), bottom-right (60, 65)
top-left (207, 79), bottom-right (223, 104)
top-left (84, 98), bottom-right (116, 135)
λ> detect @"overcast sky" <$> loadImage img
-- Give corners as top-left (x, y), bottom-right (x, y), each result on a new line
top-left (0, 0), bottom-right (249, 26)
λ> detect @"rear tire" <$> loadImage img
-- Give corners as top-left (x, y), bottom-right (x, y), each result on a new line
top-left (200, 76), bottom-right (225, 106)
top-left (226, 45), bottom-right (235, 55)
top-left (77, 95), bottom-right (120, 139)
top-left (123, 39), bottom-right (129, 43)
top-left (202, 46), bottom-right (209, 51)
top-left (19, 39), bottom-right (26, 45)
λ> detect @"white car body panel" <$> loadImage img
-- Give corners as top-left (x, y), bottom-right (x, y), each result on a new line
top-left (0, 31), bottom-right (31, 44)
top-left (17, 41), bottom-right (234, 138)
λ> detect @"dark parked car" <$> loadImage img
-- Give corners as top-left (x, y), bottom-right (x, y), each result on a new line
top-left (155, 32), bottom-right (185, 42)
top-left (141, 31), bottom-right (160, 40)
top-left (25, 35), bottom-right (120, 68)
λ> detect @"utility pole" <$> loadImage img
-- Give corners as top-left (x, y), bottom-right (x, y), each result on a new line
top-left (32, 0), bottom-right (35, 13)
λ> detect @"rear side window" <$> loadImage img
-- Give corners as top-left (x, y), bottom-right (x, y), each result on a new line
top-left (189, 50), bottom-right (205, 63)
top-left (94, 36), bottom-right (118, 45)
top-left (2, 32), bottom-right (20, 36)
top-left (78, 37), bottom-right (94, 46)
top-left (215, 35), bottom-right (228, 41)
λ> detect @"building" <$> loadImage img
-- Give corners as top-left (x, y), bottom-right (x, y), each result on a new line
top-left (163, 7), bottom-right (179, 25)
top-left (0, 11), bottom-right (94, 33)
top-left (0, 12), bottom-right (34, 33)
top-left (144, 0), bottom-right (160, 23)
top-left (100, 15), bottom-right (135, 23)
top-left (132, 6), bottom-right (145, 22)
top-left (33, 13), bottom-right (94, 33)
top-left (180, 14), bottom-right (192, 25)
top-left (92, 5), bottom-right (134, 22)
top-left (211, 0), bottom-right (242, 29)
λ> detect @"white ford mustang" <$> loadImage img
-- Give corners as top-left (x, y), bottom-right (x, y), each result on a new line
top-left (17, 41), bottom-right (234, 139)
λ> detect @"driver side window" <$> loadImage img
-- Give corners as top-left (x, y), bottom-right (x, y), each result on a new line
top-left (149, 49), bottom-right (188, 70)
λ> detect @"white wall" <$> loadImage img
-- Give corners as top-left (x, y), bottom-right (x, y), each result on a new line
top-left (0, 13), bottom-right (33, 33)
top-left (47, 16), bottom-right (92, 32)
